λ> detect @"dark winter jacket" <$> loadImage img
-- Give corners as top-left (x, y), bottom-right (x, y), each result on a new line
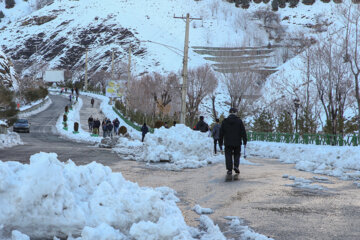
top-left (141, 125), bottom-right (149, 135)
top-left (195, 120), bottom-right (209, 133)
top-left (88, 117), bottom-right (93, 123)
top-left (93, 120), bottom-right (100, 128)
top-left (219, 114), bottom-right (247, 146)
top-left (211, 123), bottom-right (221, 140)
top-left (107, 123), bottom-right (113, 132)
top-left (113, 119), bottom-right (120, 128)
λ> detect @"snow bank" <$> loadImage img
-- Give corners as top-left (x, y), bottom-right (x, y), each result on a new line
top-left (18, 97), bottom-right (52, 118)
top-left (0, 132), bottom-right (23, 149)
top-left (192, 204), bottom-right (214, 215)
top-left (248, 141), bottom-right (360, 180)
top-left (113, 124), bottom-right (257, 170)
top-left (0, 152), bottom-right (226, 240)
top-left (225, 216), bottom-right (274, 240)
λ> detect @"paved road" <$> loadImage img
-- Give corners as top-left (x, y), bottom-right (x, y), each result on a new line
top-left (0, 94), bottom-right (118, 165)
top-left (1, 95), bottom-right (360, 240)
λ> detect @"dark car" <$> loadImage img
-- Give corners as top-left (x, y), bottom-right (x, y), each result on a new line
top-left (13, 119), bottom-right (30, 133)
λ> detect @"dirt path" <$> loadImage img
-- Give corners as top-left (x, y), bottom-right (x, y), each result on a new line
top-left (111, 157), bottom-right (360, 240)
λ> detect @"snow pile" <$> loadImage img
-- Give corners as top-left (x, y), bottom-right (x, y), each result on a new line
top-left (56, 96), bottom-right (101, 144)
top-left (192, 204), bottom-right (214, 215)
top-left (0, 132), bottom-right (23, 149)
top-left (248, 141), bottom-right (360, 180)
top-left (114, 124), bottom-right (224, 170)
top-left (0, 152), bottom-right (226, 240)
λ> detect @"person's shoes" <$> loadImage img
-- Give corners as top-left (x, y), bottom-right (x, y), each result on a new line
top-left (234, 168), bottom-right (240, 174)
top-left (227, 170), bottom-right (232, 175)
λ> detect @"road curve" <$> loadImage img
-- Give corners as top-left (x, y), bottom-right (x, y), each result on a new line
top-left (0, 94), bottom-right (119, 165)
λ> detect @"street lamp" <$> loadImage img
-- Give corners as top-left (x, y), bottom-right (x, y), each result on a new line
top-left (293, 98), bottom-right (300, 133)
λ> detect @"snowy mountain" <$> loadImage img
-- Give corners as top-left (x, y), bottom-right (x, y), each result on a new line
top-left (1, 0), bottom-right (354, 124)
top-left (0, 49), bottom-right (18, 91)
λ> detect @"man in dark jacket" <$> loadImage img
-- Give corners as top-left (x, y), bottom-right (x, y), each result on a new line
top-left (113, 118), bottom-right (120, 135)
top-left (211, 118), bottom-right (222, 154)
top-left (141, 123), bottom-right (149, 142)
top-left (93, 118), bottom-right (100, 135)
top-left (219, 108), bottom-right (247, 176)
top-left (194, 116), bottom-right (209, 133)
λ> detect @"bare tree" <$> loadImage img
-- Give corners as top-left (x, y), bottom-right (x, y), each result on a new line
top-left (222, 70), bottom-right (260, 113)
top-left (186, 64), bottom-right (218, 125)
top-left (343, 4), bottom-right (360, 133)
top-left (90, 71), bottom-right (111, 93)
top-left (310, 35), bottom-right (353, 135)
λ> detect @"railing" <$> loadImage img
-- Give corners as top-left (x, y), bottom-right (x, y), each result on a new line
top-left (248, 132), bottom-right (360, 146)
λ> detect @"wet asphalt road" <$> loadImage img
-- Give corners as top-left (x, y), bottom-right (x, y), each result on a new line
top-left (0, 95), bottom-right (119, 165)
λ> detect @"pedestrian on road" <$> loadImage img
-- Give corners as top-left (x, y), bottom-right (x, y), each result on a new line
top-left (173, 121), bottom-right (176, 127)
top-left (93, 118), bottom-right (100, 135)
top-left (113, 118), bottom-right (120, 135)
top-left (194, 116), bottom-right (209, 133)
top-left (141, 123), bottom-right (149, 142)
top-left (69, 94), bottom-right (72, 104)
top-left (91, 98), bottom-right (95, 108)
top-left (102, 119), bottom-right (107, 137)
top-left (219, 108), bottom-right (247, 176)
top-left (88, 115), bottom-right (94, 131)
top-left (212, 118), bottom-right (222, 154)
top-left (71, 88), bottom-right (74, 95)
top-left (65, 87), bottom-right (68, 93)
top-left (106, 121), bottom-right (113, 138)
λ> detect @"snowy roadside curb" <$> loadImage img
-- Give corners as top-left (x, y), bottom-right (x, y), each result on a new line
top-left (55, 97), bottom-right (101, 144)
top-left (18, 96), bottom-right (52, 118)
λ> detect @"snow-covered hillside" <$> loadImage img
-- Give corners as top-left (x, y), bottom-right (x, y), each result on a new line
top-left (0, 49), bottom-right (18, 91)
top-left (1, 0), bottom-right (353, 124)
top-left (1, 0), bottom-right (341, 78)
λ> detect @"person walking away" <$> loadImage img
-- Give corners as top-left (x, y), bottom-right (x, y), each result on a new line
top-left (173, 121), bottom-right (176, 127)
top-left (194, 116), bottom-right (209, 133)
top-left (212, 118), bottom-right (222, 154)
top-left (91, 98), bottom-right (95, 108)
top-left (69, 94), bottom-right (72, 104)
top-left (113, 118), bottom-right (120, 135)
top-left (107, 121), bottom-right (113, 138)
top-left (71, 88), bottom-right (74, 95)
top-left (219, 108), bottom-right (247, 177)
top-left (93, 118), bottom-right (100, 135)
top-left (141, 123), bottom-right (149, 142)
top-left (88, 115), bottom-right (94, 131)
top-left (102, 119), bottom-right (107, 137)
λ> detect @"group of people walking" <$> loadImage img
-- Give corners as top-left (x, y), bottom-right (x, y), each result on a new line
top-left (87, 116), bottom-right (121, 137)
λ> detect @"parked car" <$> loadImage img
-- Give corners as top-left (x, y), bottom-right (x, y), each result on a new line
top-left (13, 119), bottom-right (30, 133)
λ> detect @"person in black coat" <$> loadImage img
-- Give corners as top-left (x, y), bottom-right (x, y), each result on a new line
top-left (141, 123), bottom-right (149, 142)
top-left (194, 116), bottom-right (209, 133)
top-left (219, 108), bottom-right (247, 176)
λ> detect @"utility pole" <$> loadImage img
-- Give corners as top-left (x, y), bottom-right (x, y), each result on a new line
top-left (126, 45), bottom-right (131, 115)
top-left (85, 48), bottom-right (88, 91)
top-left (111, 49), bottom-right (115, 80)
top-left (174, 13), bottom-right (202, 124)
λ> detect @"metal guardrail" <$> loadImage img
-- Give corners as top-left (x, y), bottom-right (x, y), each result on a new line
top-left (248, 132), bottom-right (360, 146)
top-left (18, 97), bottom-right (50, 115)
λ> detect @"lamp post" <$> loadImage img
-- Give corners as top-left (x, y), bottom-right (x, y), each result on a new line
top-left (293, 98), bottom-right (300, 133)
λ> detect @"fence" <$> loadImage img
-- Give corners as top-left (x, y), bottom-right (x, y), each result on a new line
top-left (248, 132), bottom-right (360, 146)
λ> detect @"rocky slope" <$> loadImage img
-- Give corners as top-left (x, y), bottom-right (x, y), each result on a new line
top-left (0, 49), bottom-right (18, 91)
